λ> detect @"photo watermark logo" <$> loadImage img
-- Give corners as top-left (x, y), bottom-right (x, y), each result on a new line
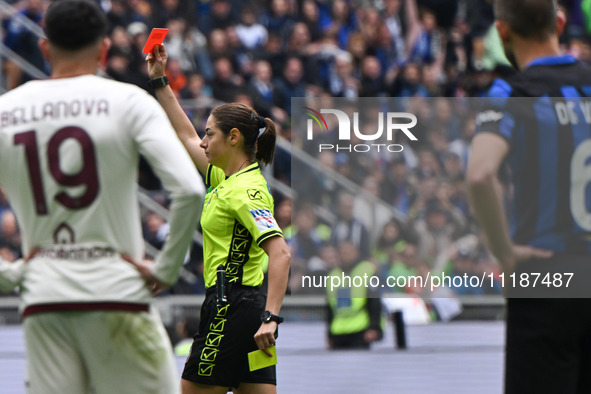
top-left (305, 107), bottom-right (418, 153)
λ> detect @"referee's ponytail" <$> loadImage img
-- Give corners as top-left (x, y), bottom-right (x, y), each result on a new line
top-left (255, 116), bottom-right (276, 165)
top-left (211, 103), bottom-right (277, 165)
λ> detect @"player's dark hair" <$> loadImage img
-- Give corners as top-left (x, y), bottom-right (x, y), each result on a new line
top-left (494, 0), bottom-right (557, 40)
top-left (211, 103), bottom-right (277, 165)
top-left (44, 0), bottom-right (108, 51)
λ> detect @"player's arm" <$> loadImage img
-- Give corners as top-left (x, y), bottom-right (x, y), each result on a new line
top-left (0, 259), bottom-right (25, 292)
top-left (466, 133), bottom-right (515, 266)
top-left (130, 91), bottom-right (205, 286)
top-left (146, 45), bottom-right (208, 175)
top-left (0, 247), bottom-right (40, 292)
top-left (254, 235), bottom-right (291, 356)
top-left (466, 133), bottom-right (551, 272)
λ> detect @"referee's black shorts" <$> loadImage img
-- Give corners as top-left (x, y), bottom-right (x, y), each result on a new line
top-left (181, 285), bottom-right (276, 389)
top-left (505, 254), bottom-right (591, 394)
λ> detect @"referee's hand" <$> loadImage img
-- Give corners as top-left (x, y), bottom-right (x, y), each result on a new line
top-left (254, 322), bottom-right (278, 356)
top-left (146, 44), bottom-right (168, 80)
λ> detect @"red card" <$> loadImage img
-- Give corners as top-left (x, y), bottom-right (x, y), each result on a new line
top-left (142, 28), bottom-right (169, 54)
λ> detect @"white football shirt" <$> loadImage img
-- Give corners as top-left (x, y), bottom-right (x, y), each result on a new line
top-left (0, 75), bottom-right (204, 309)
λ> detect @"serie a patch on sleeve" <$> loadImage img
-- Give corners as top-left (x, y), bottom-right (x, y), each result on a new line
top-left (249, 208), bottom-right (279, 232)
top-left (476, 109), bottom-right (504, 126)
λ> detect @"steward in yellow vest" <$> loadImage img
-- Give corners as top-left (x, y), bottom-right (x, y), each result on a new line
top-left (326, 240), bottom-right (383, 349)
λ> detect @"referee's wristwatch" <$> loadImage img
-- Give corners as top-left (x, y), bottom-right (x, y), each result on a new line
top-left (261, 310), bottom-right (284, 324)
top-left (147, 75), bottom-right (169, 89)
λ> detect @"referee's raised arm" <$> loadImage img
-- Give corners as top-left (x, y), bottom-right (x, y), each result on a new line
top-left (146, 44), bottom-right (209, 175)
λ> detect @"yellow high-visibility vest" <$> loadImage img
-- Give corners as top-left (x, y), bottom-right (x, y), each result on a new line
top-left (327, 261), bottom-right (375, 335)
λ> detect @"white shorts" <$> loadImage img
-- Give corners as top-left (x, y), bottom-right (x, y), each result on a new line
top-left (24, 307), bottom-right (179, 394)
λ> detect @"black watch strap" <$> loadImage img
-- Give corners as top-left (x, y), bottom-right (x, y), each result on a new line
top-left (147, 75), bottom-right (169, 89)
top-left (261, 310), bottom-right (284, 324)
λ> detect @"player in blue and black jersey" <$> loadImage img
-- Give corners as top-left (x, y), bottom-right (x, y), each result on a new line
top-left (467, 0), bottom-right (591, 392)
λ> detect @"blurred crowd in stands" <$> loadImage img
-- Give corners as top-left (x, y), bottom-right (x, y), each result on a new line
top-left (2, 0), bottom-right (591, 297)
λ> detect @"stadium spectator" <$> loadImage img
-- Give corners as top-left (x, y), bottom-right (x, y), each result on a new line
top-left (324, 50), bottom-right (359, 97)
top-left (143, 212), bottom-right (169, 250)
top-left (2, 0), bottom-right (47, 89)
top-left (163, 18), bottom-right (207, 76)
top-left (407, 6), bottom-right (442, 66)
top-left (151, 0), bottom-right (196, 29)
top-left (382, 158), bottom-right (418, 216)
top-left (105, 0), bottom-right (151, 30)
top-left (247, 59), bottom-right (287, 122)
top-left (235, 5), bottom-right (268, 50)
top-left (205, 28), bottom-right (231, 63)
top-left (345, 32), bottom-right (367, 78)
top-left (356, 7), bottom-right (383, 57)
top-left (434, 179), bottom-right (467, 229)
top-left (126, 21), bottom-right (151, 80)
top-left (353, 175), bottom-right (393, 244)
top-left (105, 46), bottom-right (141, 86)
top-left (410, 198), bottom-right (465, 271)
top-left (452, 112), bottom-right (477, 164)
top-left (225, 24), bottom-right (254, 77)
top-left (297, 245), bottom-right (338, 293)
top-left (180, 72), bottom-right (212, 100)
top-left (210, 56), bottom-right (243, 102)
top-left (165, 56), bottom-right (188, 94)
top-left (432, 97), bottom-right (462, 141)
top-left (390, 61), bottom-right (429, 97)
top-left (290, 202), bottom-right (327, 263)
top-left (330, 191), bottom-right (372, 260)
top-left (274, 196), bottom-right (292, 234)
top-left (260, 0), bottom-right (297, 43)
top-left (372, 218), bottom-right (407, 274)
top-left (273, 56), bottom-right (307, 115)
top-left (386, 241), bottom-right (429, 295)
top-left (358, 55), bottom-right (388, 97)
top-left (323, 0), bottom-right (358, 50)
top-left (127, 0), bottom-right (153, 26)
top-left (442, 152), bottom-right (463, 182)
top-left (198, 0), bottom-right (236, 36)
top-left (382, 0), bottom-right (407, 66)
top-left (284, 22), bottom-right (316, 74)
top-left (105, 0), bottom-right (133, 30)
top-left (0, 2), bottom-right (204, 393)
top-left (300, 0), bottom-right (324, 42)
top-left (414, 147), bottom-right (442, 178)
top-left (449, 245), bottom-right (491, 296)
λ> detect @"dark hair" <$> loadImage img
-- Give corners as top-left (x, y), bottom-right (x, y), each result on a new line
top-left (45, 0), bottom-right (108, 51)
top-left (494, 0), bottom-right (557, 40)
top-left (211, 103), bottom-right (277, 164)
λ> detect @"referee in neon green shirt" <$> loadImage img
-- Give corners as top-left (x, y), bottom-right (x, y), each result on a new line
top-left (147, 45), bottom-right (291, 394)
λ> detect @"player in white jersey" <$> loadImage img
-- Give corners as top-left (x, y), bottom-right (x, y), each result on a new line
top-left (0, 1), bottom-right (204, 393)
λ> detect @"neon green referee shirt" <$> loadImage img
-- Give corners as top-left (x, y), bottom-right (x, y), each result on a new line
top-left (201, 162), bottom-right (283, 288)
